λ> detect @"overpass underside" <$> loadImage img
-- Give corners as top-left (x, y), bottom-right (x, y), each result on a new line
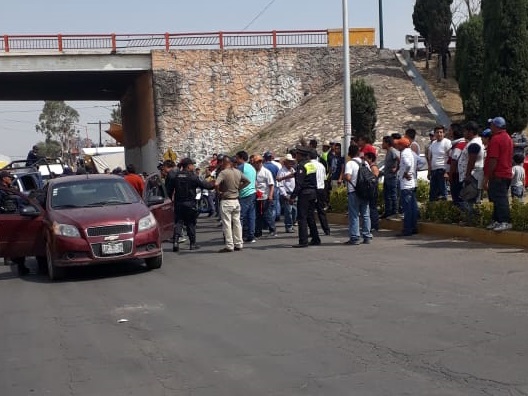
top-left (0, 54), bottom-right (159, 173)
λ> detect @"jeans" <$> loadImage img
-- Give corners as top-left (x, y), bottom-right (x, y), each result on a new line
top-left (280, 196), bottom-right (297, 229)
top-left (239, 193), bottom-right (256, 241)
top-left (255, 199), bottom-right (275, 237)
top-left (450, 176), bottom-right (463, 206)
top-left (401, 189), bottom-right (418, 235)
top-left (273, 187), bottom-right (281, 221)
top-left (429, 169), bottom-right (447, 201)
top-left (488, 178), bottom-right (511, 223)
top-left (383, 177), bottom-right (397, 216)
top-left (369, 186), bottom-right (379, 231)
top-left (220, 199), bottom-right (243, 250)
top-left (347, 192), bottom-right (372, 241)
top-left (511, 185), bottom-right (524, 201)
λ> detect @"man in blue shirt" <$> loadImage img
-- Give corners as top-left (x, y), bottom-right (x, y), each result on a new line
top-left (236, 151), bottom-right (257, 243)
top-left (263, 151), bottom-right (281, 222)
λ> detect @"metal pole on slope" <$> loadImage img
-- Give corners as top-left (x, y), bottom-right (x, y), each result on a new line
top-left (379, 0), bottom-right (384, 49)
top-left (342, 0), bottom-right (352, 158)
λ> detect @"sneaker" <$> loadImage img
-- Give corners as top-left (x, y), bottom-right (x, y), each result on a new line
top-left (486, 221), bottom-right (499, 230)
top-left (218, 247), bottom-right (234, 253)
top-left (493, 222), bottom-right (512, 232)
top-left (362, 238), bottom-right (371, 244)
top-left (172, 244), bottom-right (179, 252)
top-left (189, 244), bottom-right (200, 250)
top-left (343, 239), bottom-right (361, 245)
top-left (285, 228), bottom-right (294, 233)
top-left (178, 237), bottom-right (187, 243)
top-left (234, 246), bottom-right (243, 251)
top-left (309, 239), bottom-right (321, 246)
top-left (269, 231), bottom-right (278, 237)
top-left (246, 239), bottom-right (257, 243)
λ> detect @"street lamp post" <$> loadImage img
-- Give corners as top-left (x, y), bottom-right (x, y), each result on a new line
top-left (342, 0), bottom-right (352, 157)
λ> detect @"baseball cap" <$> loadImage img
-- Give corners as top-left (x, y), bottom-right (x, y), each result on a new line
top-left (263, 151), bottom-right (273, 159)
top-left (394, 137), bottom-right (411, 148)
top-left (0, 170), bottom-right (14, 179)
top-left (428, 130), bottom-right (435, 136)
top-left (481, 128), bottom-right (492, 138)
top-left (489, 117), bottom-right (506, 128)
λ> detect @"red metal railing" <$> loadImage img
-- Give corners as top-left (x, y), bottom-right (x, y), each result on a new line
top-left (0, 30), bottom-right (328, 53)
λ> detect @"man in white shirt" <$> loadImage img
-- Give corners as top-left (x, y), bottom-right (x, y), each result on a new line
top-left (277, 154), bottom-right (297, 233)
top-left (458, 121), bottom-right (485, 222)
top-left (253, 155), bottom-right (276, 237)
top-left (427, 125), bottom-right (452, 201)
top-left (310, 149), bottom-right (331, 236)
top-left (343, 144), bottom-right (372, 245)
top-left (395, 137), bottom-right (418, 236)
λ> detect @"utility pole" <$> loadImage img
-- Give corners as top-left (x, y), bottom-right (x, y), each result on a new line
top-left (379, 0), bottom-right (384, 49)
top-left (342, 0), bottom-right (352, 157)
top-left (87, 121), bottom-right (107, 147)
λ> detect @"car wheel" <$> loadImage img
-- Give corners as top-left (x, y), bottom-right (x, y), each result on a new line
top-left (145, 253), bottom-right (162, 270)
top-left (36, 256), bottom-right (48, 274)
top-left (46, 243), bottom-right (64, 281)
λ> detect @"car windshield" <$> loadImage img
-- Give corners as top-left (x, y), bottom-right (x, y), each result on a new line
top-left (50, 179), bottom-right (140, 209)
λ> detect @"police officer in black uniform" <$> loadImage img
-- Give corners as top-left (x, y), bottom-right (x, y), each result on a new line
top-left (289, 146), bottom-right (321, 248)
top-left (166, 158), bottom-right (214, 252)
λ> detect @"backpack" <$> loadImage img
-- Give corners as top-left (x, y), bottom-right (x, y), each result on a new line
top-left (352, 159), bottom-right (378, 201)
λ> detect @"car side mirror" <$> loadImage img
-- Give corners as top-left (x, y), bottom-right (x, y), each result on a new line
top-left (20, 205), bottom-right (41, 217)
top-left (146, 195), bottom-right (165, 206)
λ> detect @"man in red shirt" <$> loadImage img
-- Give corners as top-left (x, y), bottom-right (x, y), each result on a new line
top-left (124, 163), bottom-right (145, 197)
top-left (483, 117), bottom-right (514, 232)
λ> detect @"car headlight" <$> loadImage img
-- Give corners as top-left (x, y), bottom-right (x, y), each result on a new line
top-left (53, 222), bottom-right (81, 238)
top-left (138, 213), bottom-right (157, 232)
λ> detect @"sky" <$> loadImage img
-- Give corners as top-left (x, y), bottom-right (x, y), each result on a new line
top-left (0, 0), bottom-right (416, 159)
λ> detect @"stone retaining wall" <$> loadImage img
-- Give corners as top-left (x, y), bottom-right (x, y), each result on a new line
top-left (151, 47), bottom-right (381, 164)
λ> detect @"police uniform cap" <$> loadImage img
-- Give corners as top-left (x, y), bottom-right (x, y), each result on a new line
top-left (0, 170), bottom-right (14, 179)
top-left (295, 145), bottom-right (312, 155)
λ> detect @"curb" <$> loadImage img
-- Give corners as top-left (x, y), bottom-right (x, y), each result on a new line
top-left (326, 213), bottom-right (528, 249)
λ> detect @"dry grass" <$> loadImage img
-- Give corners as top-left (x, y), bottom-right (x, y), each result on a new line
top-left (414, 55), bottom-right (464, 122)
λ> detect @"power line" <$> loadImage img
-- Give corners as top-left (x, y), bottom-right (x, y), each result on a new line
top-left (242, 0), bottom-right (278, 31)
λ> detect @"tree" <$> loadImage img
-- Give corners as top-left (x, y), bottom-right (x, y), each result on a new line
top-left (35, 101), bottom-right (80, 161)
top-left (452, 0), bottom-right (482, 28)
top-left (350, 79), bottom-right (377, 143)
top-left (413, 0), bottom-right (454, 77)
top-left (480, 0), bottom-right (528, 132)
top-left (455, 15), bottom-right (484, 120)
top-left (110, 104), bottom-right (122, 124)
top-left (35, 140), bottom-right (62, 158)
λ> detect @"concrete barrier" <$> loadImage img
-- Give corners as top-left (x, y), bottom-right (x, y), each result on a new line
top-left (326, 213), bottom-right (528, 249)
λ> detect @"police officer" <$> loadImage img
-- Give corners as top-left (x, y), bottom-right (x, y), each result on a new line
top-left (289, 146), bottom-right (320, 248)
top-left (166, 158), bottom-right (214, 252)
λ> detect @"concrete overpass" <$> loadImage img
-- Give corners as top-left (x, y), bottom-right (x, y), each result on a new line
top-left (0, 30), bottom-right (377, 171)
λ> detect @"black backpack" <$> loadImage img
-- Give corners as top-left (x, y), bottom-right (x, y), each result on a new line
top-left (353, 159), bottom-right (378, 201)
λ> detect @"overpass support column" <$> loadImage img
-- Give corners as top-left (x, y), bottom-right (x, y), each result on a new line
top-left (121, 71), bottom-right (158, 174)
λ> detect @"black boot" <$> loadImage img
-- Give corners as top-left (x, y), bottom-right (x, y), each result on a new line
top-left (189, 243), bottom-right (200, 250)
top-left (173, 242), bottom-right (179, 252)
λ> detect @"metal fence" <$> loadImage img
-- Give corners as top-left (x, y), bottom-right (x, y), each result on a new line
top-left (0, 30), bottom-right (329, 53)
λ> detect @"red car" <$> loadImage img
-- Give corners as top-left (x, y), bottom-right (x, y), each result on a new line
top-left (0, 174), bottom-right (174, 280)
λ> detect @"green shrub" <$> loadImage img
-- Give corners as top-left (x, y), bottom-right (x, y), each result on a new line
top-left (416, 180), bottom-right (429, 203)
top-left (329, 186), bottom-right (348, 213)
top-left (420, 201), bottom-right (463, 224)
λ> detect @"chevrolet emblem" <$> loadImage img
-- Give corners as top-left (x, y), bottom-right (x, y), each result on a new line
top-left (104, 235), bottom-right (120, 241)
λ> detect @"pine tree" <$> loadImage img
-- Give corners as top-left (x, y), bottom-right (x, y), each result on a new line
top-left (455, 15), bottom-right (484, 120)
top-left (481, 0), bottom-right (528, 132)
top-left (350, 80), bottom-right (377, 143)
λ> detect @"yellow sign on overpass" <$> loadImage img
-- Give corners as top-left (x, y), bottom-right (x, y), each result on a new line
top-left (328, 28), bottom-right (376, 47)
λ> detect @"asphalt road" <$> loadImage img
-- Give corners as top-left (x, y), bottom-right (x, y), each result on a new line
top-left (1, 216), bottom-right (528, 396)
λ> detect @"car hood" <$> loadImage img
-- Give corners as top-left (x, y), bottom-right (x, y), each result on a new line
top-left (49, 203), bottom-right (150, 229)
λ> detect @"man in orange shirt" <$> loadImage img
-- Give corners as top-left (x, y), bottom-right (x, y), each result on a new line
top-left (124, 163), bottom-right (145, 197)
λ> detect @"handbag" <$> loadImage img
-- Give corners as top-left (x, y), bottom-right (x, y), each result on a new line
top-left (460, 176), bottom-right (479, 201)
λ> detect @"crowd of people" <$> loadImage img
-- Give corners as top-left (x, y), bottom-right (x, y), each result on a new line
top-left (3, 115), bottom-right (523, 254)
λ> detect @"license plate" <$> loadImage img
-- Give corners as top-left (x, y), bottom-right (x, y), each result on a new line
top-left (102, 242), bottom-right (124, 255)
